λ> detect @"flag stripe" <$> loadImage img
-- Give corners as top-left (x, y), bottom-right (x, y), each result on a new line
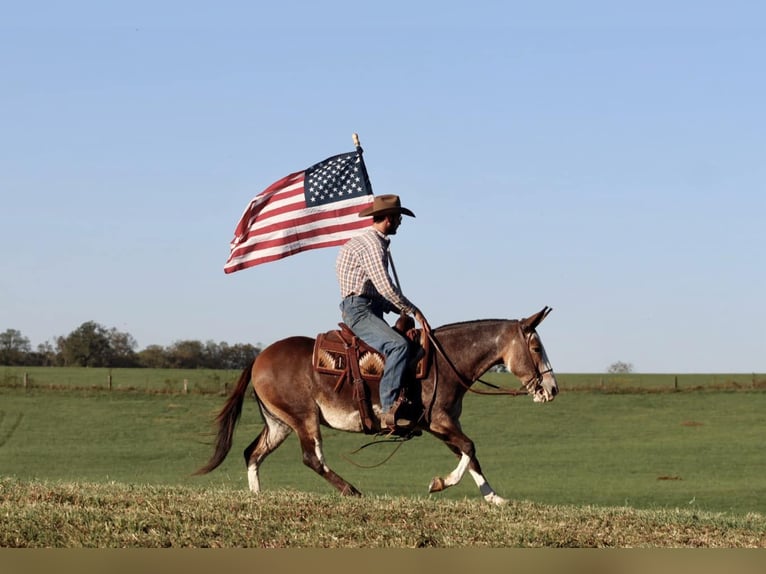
top-left (225, 221), bottom-right (370, 271)
top-left (232, 179), bottom-right (305, 240)
top-left (230, 208), bottom-right (371, 257)
top-left (232, 197), bottom-right (372, 252)
top-left (226, 238), bottom-right (349, 270)
top-left (224, 150), bottom-right (374, 274)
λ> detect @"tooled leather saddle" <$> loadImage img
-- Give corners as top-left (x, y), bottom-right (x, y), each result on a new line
top-left (312, 316), bottom-right (430, 434)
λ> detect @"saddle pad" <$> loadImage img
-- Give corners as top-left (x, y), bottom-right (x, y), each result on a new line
top-left (313, 329), bottom-right (385, 381)
top-left (312, 324), bottom-right (428, 380)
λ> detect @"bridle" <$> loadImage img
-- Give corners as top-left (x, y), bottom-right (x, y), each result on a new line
top-left (388, 255), bottom-right (551, 398)
top-left (515, 321), bottom-right (555, 395)
top-left (425, 321), bottom-right (552, 398)
top-left (344, 321), bottom-right (552, 456)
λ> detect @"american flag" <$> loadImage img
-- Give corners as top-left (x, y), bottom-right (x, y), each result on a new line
top-left (224, 151), bottom-right (374, 273)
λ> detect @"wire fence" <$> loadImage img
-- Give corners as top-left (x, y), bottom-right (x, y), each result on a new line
top-left (0, 367), bottom-right (240, 395)
top-left (2, 366), bottom-right (765, 396)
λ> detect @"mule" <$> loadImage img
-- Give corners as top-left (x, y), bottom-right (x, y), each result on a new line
top-left (195, 307), bottom-right (558, 504)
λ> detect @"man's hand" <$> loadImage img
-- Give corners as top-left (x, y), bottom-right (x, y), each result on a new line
top-left (414, 309), bottom-right (431, 333)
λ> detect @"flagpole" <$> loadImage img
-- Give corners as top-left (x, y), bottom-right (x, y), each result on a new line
top-left (354, 133), bottom-right (401, 291)
top-left (353, 131), bottom-right (374, 208)
top-left (353, 133), bottom-right (424, 330)
top-left (358, 132), bottom-right (403, 298)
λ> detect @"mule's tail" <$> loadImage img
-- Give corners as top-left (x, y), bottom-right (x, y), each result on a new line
top-left (194, 358), bottom-right (255, 475)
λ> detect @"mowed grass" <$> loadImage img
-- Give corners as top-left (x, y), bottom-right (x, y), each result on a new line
top-left (3, 480), bottom-right (765, 547)
top-left (1, 383), bottom-right (765, 517)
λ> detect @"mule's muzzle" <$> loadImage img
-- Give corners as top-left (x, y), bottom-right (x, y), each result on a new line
top-left (533, 388), bottom-right (555, 403)
top-left (532, 372), bottom-right (558, 403)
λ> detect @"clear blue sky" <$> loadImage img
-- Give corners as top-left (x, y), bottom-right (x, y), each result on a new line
top-left (2, 1), bottom-right (764, 373)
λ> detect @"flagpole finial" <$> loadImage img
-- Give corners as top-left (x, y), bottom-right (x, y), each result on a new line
top-left (352, 133), bottom-right (360, 148)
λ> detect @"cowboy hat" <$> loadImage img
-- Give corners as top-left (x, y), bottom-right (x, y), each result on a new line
top-left (358, 194), bottom-right (415, 218)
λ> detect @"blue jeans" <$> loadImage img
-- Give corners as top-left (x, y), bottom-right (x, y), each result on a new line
top-left (340, 295), bottom-right (409, 412)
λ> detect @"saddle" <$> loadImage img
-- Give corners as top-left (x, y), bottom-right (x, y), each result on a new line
top-left (312, 317), bottom-right (430, 434)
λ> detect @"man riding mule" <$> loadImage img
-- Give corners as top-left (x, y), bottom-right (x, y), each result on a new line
top-left (336, 194), bottom-right (430, 434)
top-left (209, 146), bottom-right (559, 503)
top-left (195, 308), bottom-right (558, 504)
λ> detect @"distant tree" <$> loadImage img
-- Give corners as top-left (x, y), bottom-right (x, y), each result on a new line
top-left (56, 321), bottom-right (137, 367)
top-left (56, 321), bottom-right (113, 367)
top-left (160, 339), bottom-right (261, 369)
top-left (219, 342), bottom-right (261, 370)
top-left (31, 341), bottom-right (57, 366)
top-left (165, 340), bottom-right (205, 369)
top-left (5, 320), bottom-right (264, 369)
top-left (202, 340), bottom-right (224, 369)
top-left (106, 328), bottom-right (139, 367)
top-left (0, 329), bottom-right (31, 365)
top-left (607, 361), bottom-right (634, 374)
top-left (137, 345), bottom-right (169, 368)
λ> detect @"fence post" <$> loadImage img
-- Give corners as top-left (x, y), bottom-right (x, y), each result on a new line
top-left (183, 379), bottom-right (188, 394)
top-left (674, 375), bottom-right (678, 391)
top-left (108, 372), bottom-right (113, 391)
top-left (23, 372), bottom-right (28, 389)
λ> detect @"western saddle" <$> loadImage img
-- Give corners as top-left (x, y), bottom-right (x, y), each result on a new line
top-left (312, 318), bottom-right (429, 434)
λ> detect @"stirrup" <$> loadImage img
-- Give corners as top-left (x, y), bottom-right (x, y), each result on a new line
top-left (378, 414), bottom-right (421, 438)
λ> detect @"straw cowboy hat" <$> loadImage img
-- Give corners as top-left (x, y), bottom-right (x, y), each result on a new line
top-left (358, 194), bottom-right (415, 218)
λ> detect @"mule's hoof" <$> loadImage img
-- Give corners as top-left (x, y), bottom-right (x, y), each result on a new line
top-left (428, 476), bottom-right (445, 493)
top-left (484, 493), bottom-right (508, 505)
top-left (341, 485), bottom-right (363, 497)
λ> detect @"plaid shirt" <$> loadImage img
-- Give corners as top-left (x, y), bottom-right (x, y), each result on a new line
top-left (336, 228), bottom-right (416, 315)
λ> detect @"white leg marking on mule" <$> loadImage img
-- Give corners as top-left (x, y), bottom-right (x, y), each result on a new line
top-left (314, 438), bottom-right (330, 472)
top-left (247, 463), bottom-right (260, 493)
top-left (469, 469), bottom-right (508, 505)
top-left (443, 453), bottom-right (471, 488)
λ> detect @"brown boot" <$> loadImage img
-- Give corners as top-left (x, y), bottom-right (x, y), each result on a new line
top-left (380, 407), bottom-right (412, 431)
top-left (379, 396), bottom-right (420, 436)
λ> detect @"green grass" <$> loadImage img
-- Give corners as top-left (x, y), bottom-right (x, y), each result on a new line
top-left (1, 384), bottom-right (765, 517)
top-left (3, 480), bottom-right (765, 547)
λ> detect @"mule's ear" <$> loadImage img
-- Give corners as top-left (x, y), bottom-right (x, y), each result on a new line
top-left (522, 306), bottom-right (552, 332)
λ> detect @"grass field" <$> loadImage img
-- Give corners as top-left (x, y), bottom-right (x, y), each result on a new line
top-left (1, 374), bottom-right (765, 517)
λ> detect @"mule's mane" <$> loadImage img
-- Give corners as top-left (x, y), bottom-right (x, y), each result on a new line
top-left (434, 318), bottom-right (517, 334)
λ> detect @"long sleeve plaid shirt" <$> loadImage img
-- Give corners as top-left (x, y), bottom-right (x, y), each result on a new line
top-left (336, 228), bottom-right (416, 315)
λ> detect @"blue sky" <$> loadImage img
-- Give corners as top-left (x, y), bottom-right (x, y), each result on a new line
top-left (1, 1), bottom-right (764, 373)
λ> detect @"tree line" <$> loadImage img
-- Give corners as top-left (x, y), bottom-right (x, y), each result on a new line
top-left (0, 321), bottom-right (261, 369)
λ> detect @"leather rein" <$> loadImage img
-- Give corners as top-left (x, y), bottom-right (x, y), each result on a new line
top-left (342, 320), bottom-right (555, 462)
top-left (425, 321), bottom-right (551, 397)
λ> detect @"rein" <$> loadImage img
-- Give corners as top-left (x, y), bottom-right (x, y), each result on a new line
top-left (342, 322), bottom-right (544, 467)
top-left (340, 434), bottom-right (413, 468)
top-left (425, 321), bottom-right (552, 397)
top-left (388, 256), bottom-right (544, 397)
top-left (425, 328), bottom-right (530, 397)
